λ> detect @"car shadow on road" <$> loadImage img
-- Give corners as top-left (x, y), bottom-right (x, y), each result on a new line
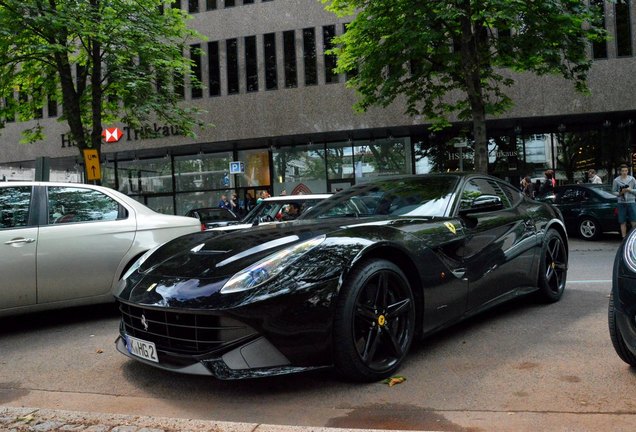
top-left (0, 303), bottom-right (119, 337)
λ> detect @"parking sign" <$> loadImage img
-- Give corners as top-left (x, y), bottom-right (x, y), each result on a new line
top-left (229, 161), bottom-right (244, 174)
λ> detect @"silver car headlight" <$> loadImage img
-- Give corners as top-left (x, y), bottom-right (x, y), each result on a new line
top-left (221, 235), bottom-right (326, 294)
top-left (624, 231), bottom-right (636, 273)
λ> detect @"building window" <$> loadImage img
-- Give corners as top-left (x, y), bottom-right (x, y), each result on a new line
top-left (172, 0), bottom-right (182, 9)
top-left (264, 33), bottom-right (277, 90)
top-left (4, 97), bottom-right (14, 122)
top-left (303, 27), bottom-right (317, 86)
top-left (208, 41), bottom-right (221, 96)
top-left (174, 54), bottom-right (185, 99)
top-left (190, 43), bottom-right (202, 99)
top-left (47, 95), bottom-right (57, 117)
top-left (245, 36), bottom-right (258, 92)
top-left (206, 0), bottom-right (217, 10)
top-left (591, 0), bottom-right (607, 59)
top-left (188, 0), bottom-right (199, 12)
top-left (225, 0), bottom-right (235, 7)
top-left (226, 38), bottom-right (239, 94)
top-left (616, 0), bottom-right (632, 57)
top-left (342, 23), bottom-right (357, 81)
top-left (243, 0), bottom-right (254, 4)
top-left (283, 30), bottom-right (298, 88)
top-left (323, 25), bottom-right (338, 84)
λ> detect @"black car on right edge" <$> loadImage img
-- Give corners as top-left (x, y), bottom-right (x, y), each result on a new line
top-left (609, 231), bottom-right (636, 366)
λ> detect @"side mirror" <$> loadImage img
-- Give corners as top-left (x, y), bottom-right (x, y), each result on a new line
top-left (459, 195), bottom-right (504, 215)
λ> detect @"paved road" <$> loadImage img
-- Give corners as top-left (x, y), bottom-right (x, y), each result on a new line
top-left (1, 233), bottom-right (635, 431)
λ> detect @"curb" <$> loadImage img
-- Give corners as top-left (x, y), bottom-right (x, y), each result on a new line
top-left (0, 407), bottom-right (436, 432)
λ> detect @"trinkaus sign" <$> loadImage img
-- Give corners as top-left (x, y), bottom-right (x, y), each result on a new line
top-left (61, 123), bottom-right (184, 148)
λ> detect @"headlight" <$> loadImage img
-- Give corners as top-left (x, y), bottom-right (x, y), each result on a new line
top-left (221, 235), bottom-right (326, 294)
top-left (624, 231), bottom-right (636, 273)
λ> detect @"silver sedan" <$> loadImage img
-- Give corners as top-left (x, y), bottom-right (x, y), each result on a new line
top-left (0, 181), bottom-right (201, 317)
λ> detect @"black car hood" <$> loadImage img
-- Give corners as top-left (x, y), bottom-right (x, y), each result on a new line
top-left (137, 219), bottom-right (350, 280)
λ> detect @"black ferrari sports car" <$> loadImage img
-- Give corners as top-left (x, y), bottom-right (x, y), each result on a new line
top-left (609, 232), bottom-right (636, 367)
top-left (114, 173), bottom-right (569, 382)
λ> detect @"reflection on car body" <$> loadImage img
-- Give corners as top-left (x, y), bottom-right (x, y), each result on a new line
top-left (0, 181), bottom-right (201, 317)
top-left (114, 174), bottom-right (568, 382)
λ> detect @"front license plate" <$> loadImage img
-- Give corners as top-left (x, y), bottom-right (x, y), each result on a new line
top-left (126, 335), bottom-right (159, 363)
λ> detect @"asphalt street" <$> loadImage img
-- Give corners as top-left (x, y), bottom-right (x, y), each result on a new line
top-left (0, 233), bottom-right (634, 431)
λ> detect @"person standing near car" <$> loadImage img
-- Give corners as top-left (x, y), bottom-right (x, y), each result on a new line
top-left (588, 169), bottom-right (602, 184)
top-left (612, 164), bottom-right (636, 239)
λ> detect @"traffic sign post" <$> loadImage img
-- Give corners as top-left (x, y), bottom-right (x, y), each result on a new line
top-left (82, 149), bottom-right (102, 181)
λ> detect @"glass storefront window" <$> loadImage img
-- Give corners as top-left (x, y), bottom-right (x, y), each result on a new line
top-left (326, 141), bottom-right (354, 181)
top-left (353, 138), bottom-right (411, 180)
top-left (272, 143), bottom-right (327, 195)
top-left (175, 152), bottom-right (233, 192)
top-left (236, 149), bottom-right (270, 188)
top-left (116, 157), bottom-right (172, 195)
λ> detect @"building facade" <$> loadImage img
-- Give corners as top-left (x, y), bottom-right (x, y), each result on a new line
top-left (1, 0), bottom-right (635, 214)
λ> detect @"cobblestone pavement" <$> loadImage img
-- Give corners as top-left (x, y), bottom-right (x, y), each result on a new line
top-left (0, 407), bottom-right (408, 432)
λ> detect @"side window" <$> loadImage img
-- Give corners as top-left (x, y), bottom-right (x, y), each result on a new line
top-left (559, 188), bottom-right (579, 203)
top-left (459, 178), bottom-right (510, 211)
top-left (48, 187), bottom-right (123, 224)
top-left (498, 182), bottom-right (523, 206)
top-left (0, 186), bottom-right (32, 229)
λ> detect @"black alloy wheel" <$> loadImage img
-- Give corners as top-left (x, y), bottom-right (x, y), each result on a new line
top-left (608, 291), bottom-right (636, 366)
top-left (333, 259), bottom-right (415, 382)
top-left (536, 229), bottom-right (568, 303)
top-left (578, 217), bottom-right (601, 241)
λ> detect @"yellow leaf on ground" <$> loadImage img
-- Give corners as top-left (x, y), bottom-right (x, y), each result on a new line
top-left (383, 376), bottom-right (406, 387)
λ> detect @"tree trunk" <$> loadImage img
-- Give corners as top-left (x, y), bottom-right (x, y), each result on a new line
top-left (460, 12), bottom-right (488, 173)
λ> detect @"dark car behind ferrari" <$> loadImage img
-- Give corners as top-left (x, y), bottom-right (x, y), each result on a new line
top-left (549, 184), bottom-right (618, 240)
top-left (609, 231), bottom-right (636, 366)
top-left (114, 173), bottom-right (568, 382)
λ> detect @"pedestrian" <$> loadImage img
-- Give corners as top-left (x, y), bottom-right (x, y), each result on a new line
top-left (229, 193), bottom-right (238, 213)
top-left (588, 169), bottom-right (602, 184)
top-left (612, 164), bottom-right (636, 238)
top-left (539, 169), bottom-right (556, 197)
top-left (521, 175), bottom-right (534, 198)
top-left (218, 194), bottom-right (230, 210)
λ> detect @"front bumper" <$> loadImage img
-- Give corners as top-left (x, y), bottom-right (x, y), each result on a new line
top-left (116, 333), bottom-right (326, 379)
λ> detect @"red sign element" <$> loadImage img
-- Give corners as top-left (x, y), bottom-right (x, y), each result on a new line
top-left (102, 127), bottom-right (123, 143)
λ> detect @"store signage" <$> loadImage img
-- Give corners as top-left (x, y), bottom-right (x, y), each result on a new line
top-left (61, 123), bottom-right (184, 148)
top-left (447, 150), bottom-right (518, 161)
top-left (229, 161), bottom-right (244, 174)
top-left (102, 127), bottom-right (123, 143)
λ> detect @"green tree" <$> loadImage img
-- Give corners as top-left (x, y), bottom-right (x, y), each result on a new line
top-left (0, 0), bottom-right (204, 181)
top-left (324, 0), bottom-right (606, 173)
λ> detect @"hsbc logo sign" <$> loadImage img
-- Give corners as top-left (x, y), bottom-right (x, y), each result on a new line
top-left (102, 127), bottom-right (123, 143)
top-left (62, 123), bottom-right (184, 148)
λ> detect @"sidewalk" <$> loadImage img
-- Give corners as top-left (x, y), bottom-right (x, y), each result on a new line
top-left (0, 407), bottom-right (432, 432)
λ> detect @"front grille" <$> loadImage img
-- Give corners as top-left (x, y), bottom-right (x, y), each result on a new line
top-left (119, 302), bottom-right (257, 355)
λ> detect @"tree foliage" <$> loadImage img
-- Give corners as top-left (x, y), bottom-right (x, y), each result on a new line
top-left (0, 0), bottom-right (204, 180)
top-left (323, 0), bottom-right (606, 173)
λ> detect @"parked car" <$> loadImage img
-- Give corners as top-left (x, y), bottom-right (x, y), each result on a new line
top-left (0, 181), bottom-right (201, 317)
top-left (609, 230), bottom-right (636, 367)
top-left (549, 183), bottom-right (618, 240)
top-left (114, 174), bottom-right (568, 381)
top-left (185, 207), bottom-right (239, 230)
top-left (210, 194), bottom-right (331, 233)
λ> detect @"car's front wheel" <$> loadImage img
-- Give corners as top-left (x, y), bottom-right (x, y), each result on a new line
top-left (608, 291), bottom-right (636, 366)
top-left (333, 259), bottom-right (415, 382)
top-left (536, 229), bottom-right (567, 303)
top-left (578, 217), bottom-right (601, 241)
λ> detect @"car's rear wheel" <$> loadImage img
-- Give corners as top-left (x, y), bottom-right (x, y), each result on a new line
top-left (333, 259), bottom-right (415, 382)
top-left (536, 229), bottom-right (567, 303)
top-left (578, 217), bottom-right (601, 241)
top-left (608, 291), bottom-right (636, 366)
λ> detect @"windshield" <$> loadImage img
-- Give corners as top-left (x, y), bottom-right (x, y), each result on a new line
top-left (301, 176), bottom-right (459, 219)
top-left (240, 198), bottom-right (327, 223)
top-left (591, 184), bottom-right (616, 199)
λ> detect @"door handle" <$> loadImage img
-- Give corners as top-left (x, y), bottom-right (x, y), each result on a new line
top-left (4, 238), bottom-right (36, 245)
